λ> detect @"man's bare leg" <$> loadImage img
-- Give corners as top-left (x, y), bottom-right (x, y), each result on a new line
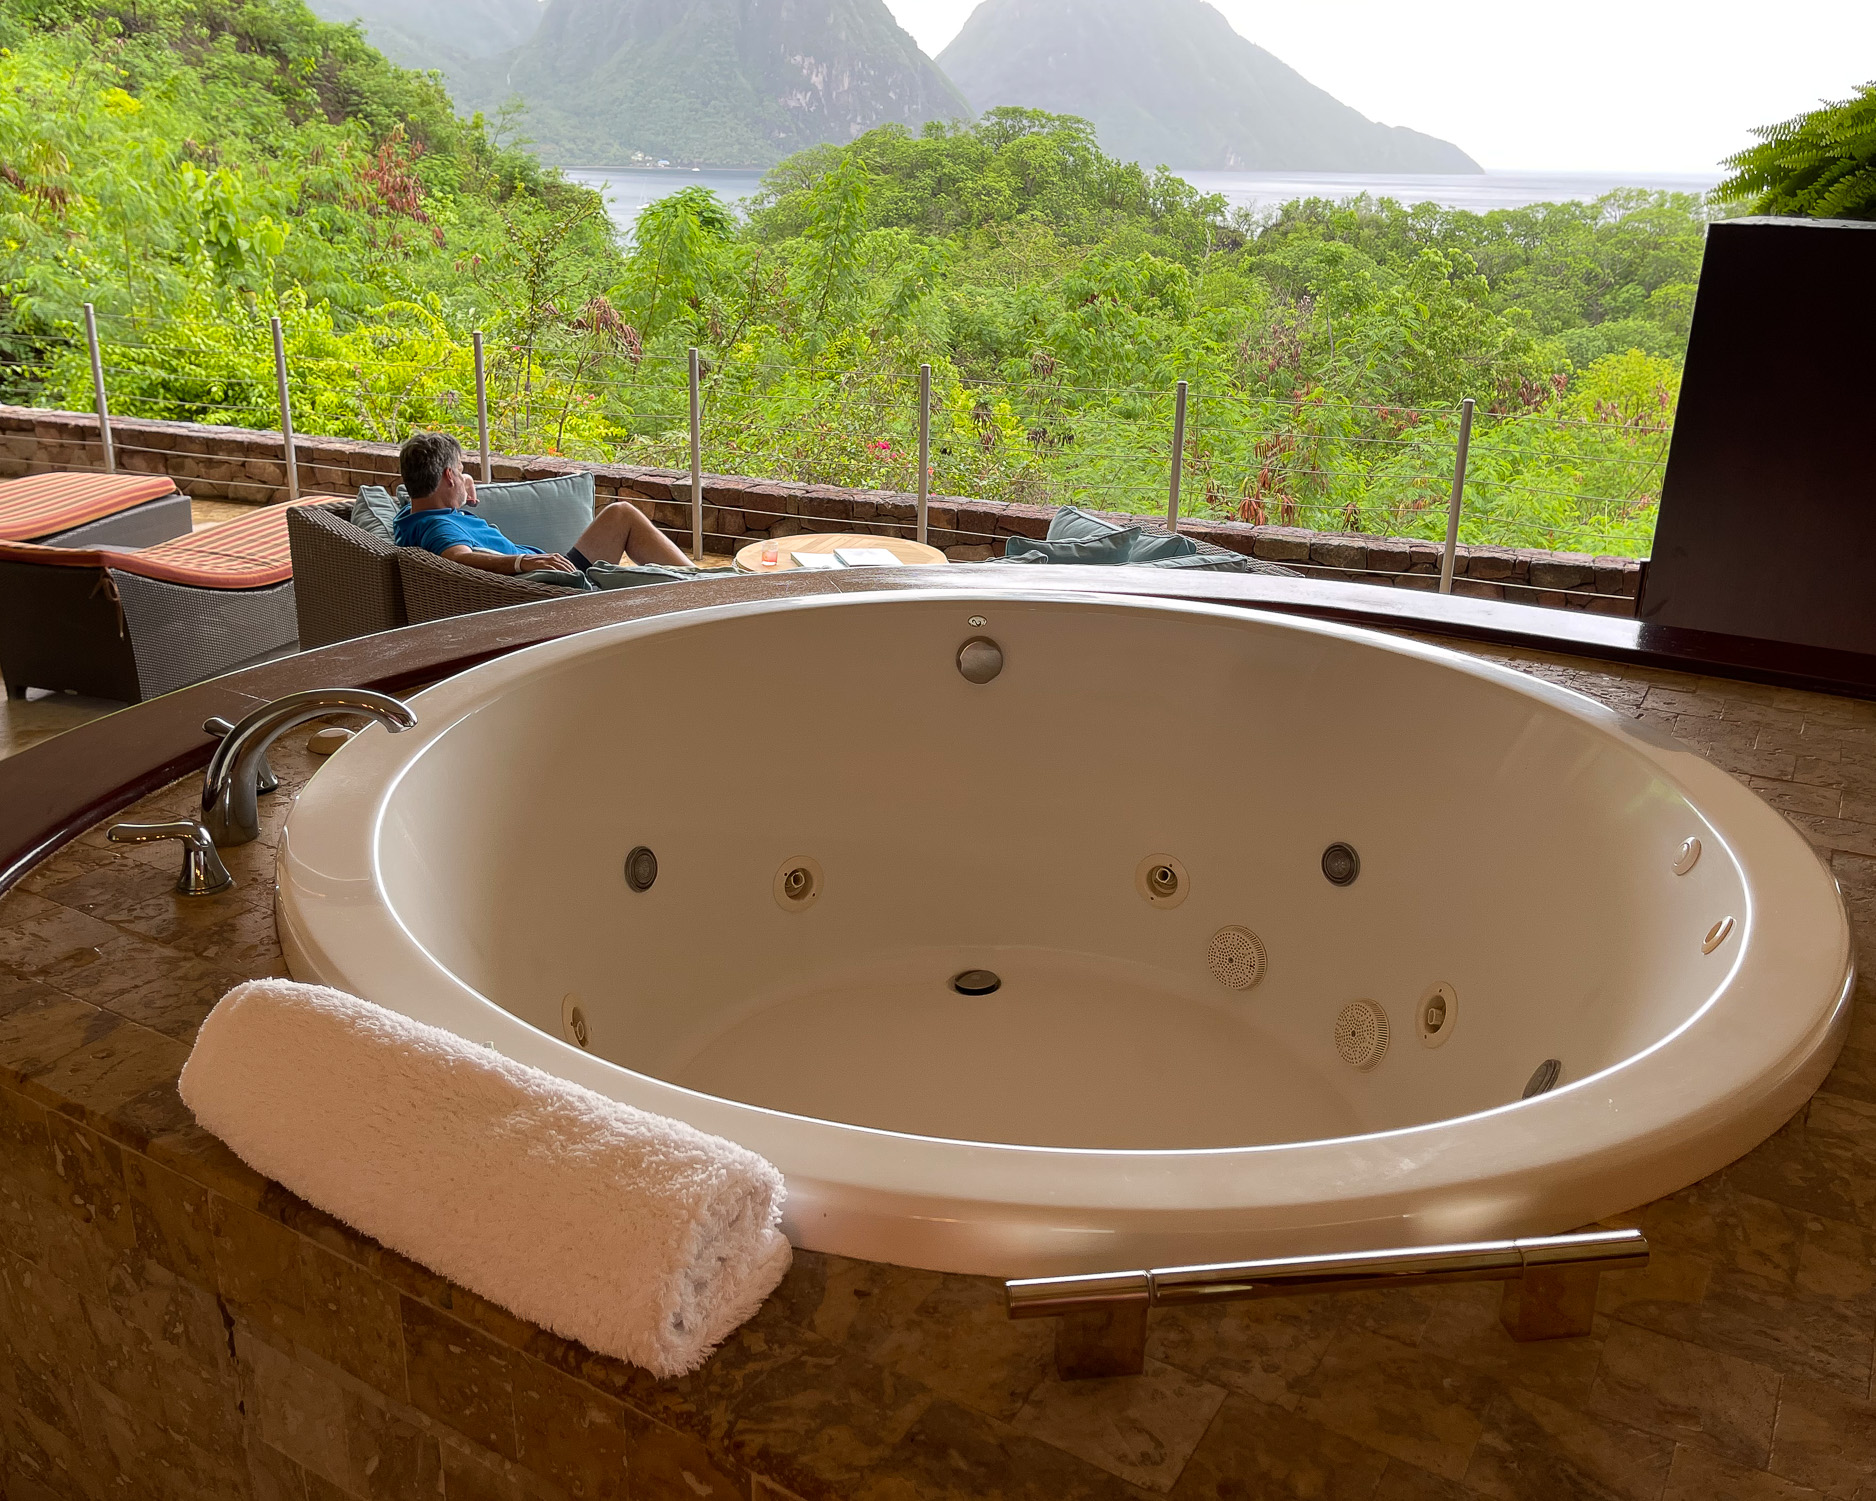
top-left (572, 502), bottom-right (691, 567)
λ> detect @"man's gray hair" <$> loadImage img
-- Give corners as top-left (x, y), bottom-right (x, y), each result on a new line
top-left (399, 431), bottom-right (463, 500)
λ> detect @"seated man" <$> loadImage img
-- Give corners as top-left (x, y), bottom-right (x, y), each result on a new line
top-left (392, 432), bottom-right (690, 577)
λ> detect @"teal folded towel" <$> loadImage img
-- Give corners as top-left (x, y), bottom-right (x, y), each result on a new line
top-left (586, 562), bottom-right (702, 590)
top-left (1003, 504), bottom-right (1202, 565)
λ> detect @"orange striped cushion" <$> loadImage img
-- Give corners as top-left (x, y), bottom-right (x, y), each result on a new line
top-left (0, 471), bottom-right (178, 541)
top-left (116, 499), bottom-right (329, 588)
top-left (0, 497), bottom-right (345, 589)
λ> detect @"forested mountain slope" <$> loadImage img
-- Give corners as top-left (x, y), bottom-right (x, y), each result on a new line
top-left (307, 0), bottom-right (542, 65)
top-left (469, 0), bottom-right (971, 167)
top-left (938, 0), bottom-right (1479, 172)
top-left (0, 0), bottom-right (621, 438)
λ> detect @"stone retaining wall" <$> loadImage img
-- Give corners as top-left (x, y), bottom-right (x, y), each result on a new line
top-left (0, 405), bottom-right (1645, 613)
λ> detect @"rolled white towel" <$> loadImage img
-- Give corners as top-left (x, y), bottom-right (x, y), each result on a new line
top-left (180, 979), bottom-right (791, 1378)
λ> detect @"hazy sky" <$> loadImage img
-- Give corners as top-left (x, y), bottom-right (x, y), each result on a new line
top-left (885, 0), bottom-right (1876, 174)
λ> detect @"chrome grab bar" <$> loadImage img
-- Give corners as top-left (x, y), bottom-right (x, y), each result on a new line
top-left (1007, 1229), bottom-right (1648, 1380)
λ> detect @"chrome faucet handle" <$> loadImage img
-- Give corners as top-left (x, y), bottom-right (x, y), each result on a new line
top-left (202, 688), bottom-right (417, 847)
top-left (204, 716), bottom-right (278, 793)
top-left (107, 820), bottom-right (234, 897)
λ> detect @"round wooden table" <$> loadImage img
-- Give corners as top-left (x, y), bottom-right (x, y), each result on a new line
top-left (733, 532), bottom-right (948, 573)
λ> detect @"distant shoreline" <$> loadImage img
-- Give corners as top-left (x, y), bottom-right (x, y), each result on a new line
top-left (559, 164), bottom-right (1725, 233)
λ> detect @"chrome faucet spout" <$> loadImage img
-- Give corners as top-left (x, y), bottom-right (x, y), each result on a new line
top-left (202, 688), bottom-right (416, 846)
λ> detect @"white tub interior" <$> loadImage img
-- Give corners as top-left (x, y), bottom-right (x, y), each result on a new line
top-left (369, 596), bottom-right (1748, 1152)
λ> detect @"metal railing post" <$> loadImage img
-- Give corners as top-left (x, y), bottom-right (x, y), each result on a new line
top-left (917, 363), bottom-right (931, 547)
top-left (271, 316), bottom-right (299, 503)
top-left (82, 303), bottom-right (115, 474)
top-left (1438, 397), bottom-right (1475, 595)
top-left (688, 346), bottom-right (703, 561)
top-left (472, 331), bottom-right (492, 482)
top-left (1168, 380), bottom-right (1188, 534)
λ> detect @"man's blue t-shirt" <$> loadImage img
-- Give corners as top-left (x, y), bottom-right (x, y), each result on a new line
top-left (392, 505), bottom-right (540, 558)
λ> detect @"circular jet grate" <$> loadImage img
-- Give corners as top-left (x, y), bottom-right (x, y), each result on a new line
top-left (1207, 926), bottom-right (1268, 990)
top-left (1334, 999), bottom-right (1390, 1070)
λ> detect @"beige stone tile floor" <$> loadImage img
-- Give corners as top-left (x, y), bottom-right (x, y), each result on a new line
top-left (1, 634), bottom-right (1874, 1499)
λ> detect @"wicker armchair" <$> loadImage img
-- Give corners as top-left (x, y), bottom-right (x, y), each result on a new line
top-left (289, 499), bottom-right (573, 649)
top-left (395, 544), bottom-right (577, 626)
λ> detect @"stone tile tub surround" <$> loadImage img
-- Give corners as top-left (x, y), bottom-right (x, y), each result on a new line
top-left (1, 645), bottom-right (1874, 1498)
top-left (0, 402), bottom-right (1646, 612)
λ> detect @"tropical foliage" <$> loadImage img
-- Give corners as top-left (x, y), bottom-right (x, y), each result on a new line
top-left (1714, 83), bottom-right (1876, 222)
top-left (1, 2), bottom-right (1707, 556)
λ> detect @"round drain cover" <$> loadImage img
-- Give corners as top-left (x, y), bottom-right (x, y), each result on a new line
top-left (1334, 999), bottom-right (1389, 1070)
top-left (624, 846), bottom-right (658, 892)
top-left (1321, 842), bottom-right (1361, 886)
top-left (1522, 1058), bottom-right (1563, 1098)
top-left (952, 969), bottom-right (1002, 995)
top-left (1207, 926), bottom-right (1267, 990)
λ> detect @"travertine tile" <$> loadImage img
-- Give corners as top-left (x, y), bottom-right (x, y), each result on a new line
top-left (1371, 1459), bottom-right (1476, 1499)
top-left (718, 1342), bottom-right (937, 1495)
top-left (512, 1351), bottom-right (628, 1499)
top-left (244, 1330), bottom-right (351, 1489)
top-left (297, 1240), bottom-right (409, 1403)
top-left (864, 1269), bottom-right (1053, 1423)
top-left (1288, 1329), bottom-right (1493, 1481)
top-left (1750, 779), bottom-right (1844, 818)
top-left (1587, 1323), bottom-right (1781, 1468)
top-left (1166, 1392), bottom-right (1389, 1501)
top-left (29, 1014), bottom-right (190, 1117)
top-left (1011, 1358), bottom-right (1227, 1491)
top-left (1769, 1375), bottom-right (1876, 1498)
top-left (1148, 1293), bottom-right (1340, 1406)
top-left (1661, 1441), bottom-right (1825, 1499)
top-left (855, 1395), bottom-right (1157, 1500)
top-left (0, 888), bottom-right (123, 976)
top-left (1465, 1382), bottom-right (1673, 1501)
top-left (0, 976), bottom-right (112, 1080)
top-left (626, 1414), bottom-right (750, 1499)
top-left (1416, 1281), bottom-right (1605, 1406)
top-left (400, 1296), bottom-right (522, 1463)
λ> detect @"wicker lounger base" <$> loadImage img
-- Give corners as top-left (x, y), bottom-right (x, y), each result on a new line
top-left (38, 492), bottom-right (194, 550)
top-left (113, 570), bottom-right (299, 701)
top-left (0, 560), bottom-right (298, 703)
top-left (0, 558), bottom-right (143, 701)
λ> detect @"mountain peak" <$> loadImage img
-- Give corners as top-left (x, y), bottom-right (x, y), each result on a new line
top-left (937, 0), bottom-right (1479, 173)
top-left (486, 0), bottom-right (971, 167)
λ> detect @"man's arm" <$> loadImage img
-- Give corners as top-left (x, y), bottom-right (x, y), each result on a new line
top-left (439, 545), bottom-right (577, 575)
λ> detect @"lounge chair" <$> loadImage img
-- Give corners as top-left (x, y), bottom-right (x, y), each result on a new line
top-left (0, 470), bottom-right (193, 548)
top-left (0, 498), bottom-right (341, 701)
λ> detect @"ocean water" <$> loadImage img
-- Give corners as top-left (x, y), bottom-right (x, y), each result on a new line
top-left (561, 168), bottom-right (768, 235)
top-left (1180, 168), bottom-right (1721, 215)
top-left (562, 165), bottom-right (1722, 236)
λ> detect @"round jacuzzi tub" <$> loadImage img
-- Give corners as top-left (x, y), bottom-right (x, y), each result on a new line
top-left (277, 591), bottom-right (1853, 1276)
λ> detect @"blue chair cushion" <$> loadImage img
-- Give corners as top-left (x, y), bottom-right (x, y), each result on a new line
top-left (352, 485), bottom-right (399, 541)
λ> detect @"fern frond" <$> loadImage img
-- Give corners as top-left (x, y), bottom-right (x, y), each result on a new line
top-left (1714, 83), bottom-right (1876, 220)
